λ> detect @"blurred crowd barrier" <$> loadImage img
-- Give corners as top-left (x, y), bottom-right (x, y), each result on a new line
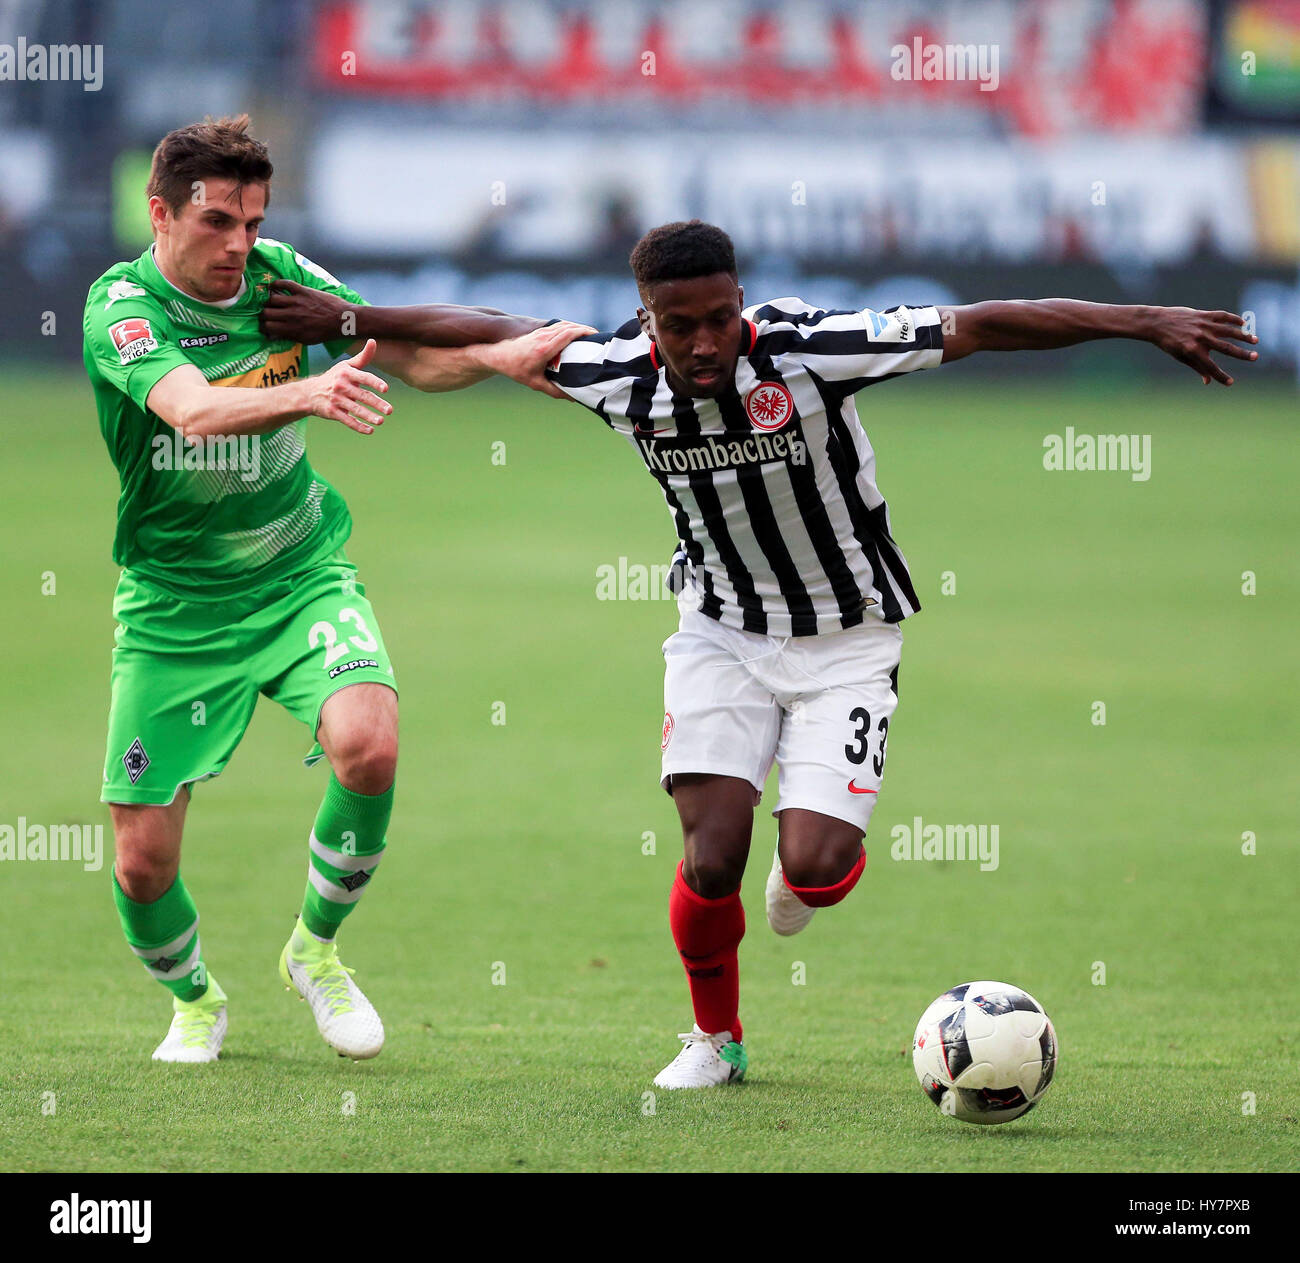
top-left (1, 0), bottom-right (1297, 377)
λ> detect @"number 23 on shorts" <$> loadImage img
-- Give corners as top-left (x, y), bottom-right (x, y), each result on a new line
top-left (308, 606), bottom-right (380, 670)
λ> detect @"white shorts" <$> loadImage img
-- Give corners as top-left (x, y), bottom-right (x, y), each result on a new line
top-left (660, 591), bottom-right (902, 832)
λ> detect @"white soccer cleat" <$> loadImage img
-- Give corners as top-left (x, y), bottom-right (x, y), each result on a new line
top-left (279, 932), bottom-right (384, 1061)
top-left (652, 1025), bottom-right (747, 1089)
top-left (766, 848), bottom-right (817, 936)
top-left (151, 980), bottom-right (227, 1063)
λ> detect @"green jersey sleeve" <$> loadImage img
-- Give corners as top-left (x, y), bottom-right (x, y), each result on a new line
top-left (256, 239), bottom-right (370, 359)
top-left (83, 280), bottom-right (195, 413)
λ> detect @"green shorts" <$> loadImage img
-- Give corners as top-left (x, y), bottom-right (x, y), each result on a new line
top-left (102, 553), bottom-right (397, 805)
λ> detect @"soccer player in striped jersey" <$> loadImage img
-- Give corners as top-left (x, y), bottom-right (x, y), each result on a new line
top-left (261, 219), bottom-right (1257, 1088)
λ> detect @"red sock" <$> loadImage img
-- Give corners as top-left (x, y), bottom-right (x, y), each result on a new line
top-left (784, 845), bottom-right (866, 907)
top-left (669, 861), bottom-right (745, 1042)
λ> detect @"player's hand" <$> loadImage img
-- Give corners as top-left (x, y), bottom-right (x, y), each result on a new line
top-left (261, 279), bottom-right (352, 344)
top-left (1149, 308), bottom-right (1259, 386)
top-left (481, 321), bottom-right (596, 398)
top-left (305, 339), bottom-right (392, 434)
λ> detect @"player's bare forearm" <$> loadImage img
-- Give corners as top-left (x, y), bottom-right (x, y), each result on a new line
top-left (939, 299), bottom-right (1258, 385)
top-left (376, 342), bottom-right (497, 393)
top-left (147, 340), bottom-right (393, 438)
top-left (383, 322), bottom-right (597, 396)
top-left (259, 279), bottom-right (543, 347)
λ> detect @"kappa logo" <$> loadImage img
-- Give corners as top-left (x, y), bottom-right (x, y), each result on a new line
top-left (745, 381), bottom-right (793, 431)
top-left (122, 738), bottom-right (150, 784)
top-left (108, 318), bottom-right (158, 365)
top-left (661, 711), bottom-right (674, 750)
top-left (178, 334), bottom-right (229, 349)
top-left (328, 657), bottom-right (379, 679)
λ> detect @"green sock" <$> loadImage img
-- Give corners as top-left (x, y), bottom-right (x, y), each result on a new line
top-left (300, 773), bottom-right (392, 940)
top-left (113, 871), bottom-right (209, 1003)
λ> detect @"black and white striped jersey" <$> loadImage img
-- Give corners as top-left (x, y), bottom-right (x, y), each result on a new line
top-left (546, 297), bottom-right (944, 636)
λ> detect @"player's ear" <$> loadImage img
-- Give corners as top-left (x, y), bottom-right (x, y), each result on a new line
top-left (148, 195), bottom-right (172, 237)
top-left (637, 307), bottom-right (653, 340)
top-left (737, 283), bottom-right (744, 307)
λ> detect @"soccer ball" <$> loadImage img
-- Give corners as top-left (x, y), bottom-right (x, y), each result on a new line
top-left (912, 980), bottom-right (1057, 1124)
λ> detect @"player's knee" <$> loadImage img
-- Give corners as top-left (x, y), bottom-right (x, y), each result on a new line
top-left (114, 852), bottom-right (176, 904)
top-left (682, 836), bottom-right (746, 899)
top-left (782, 836), bottom-right (865, 895)
top-left (331, 733), bottom-right (398, 795)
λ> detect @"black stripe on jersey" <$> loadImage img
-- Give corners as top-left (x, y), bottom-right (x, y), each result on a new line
top-left (660, 393), bottom-right (734, 618)
top-left (832, 321), bottom-right (944, 399)
top-left (858, 531), bottom-right (903, 622)
top-left (594, 397), bottom-right (617, 431)
top-left (672, 392), bottom-right (768, 633)
top-left (868, 504), bottom-right (922, 611)
top-left (715, 387), bottom-right (818, 636)
top-left (633, 381), bottom-right (765, 631)
top-left (660, 480), bottom-right (723, 622)
top-left (552, 348), bottom-right (654, 395)
top-left (745, 342), bottom-right (866, 629)
top-left (747, 303), bottom-right (844, 328)
top-left (550, 323), bottom-right (655, 396)
top-left (810, 369), bottom-right (917, 623)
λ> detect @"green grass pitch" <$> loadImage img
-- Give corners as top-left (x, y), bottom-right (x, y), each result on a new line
top-left (2, 368), bottom-right (1295, 1172)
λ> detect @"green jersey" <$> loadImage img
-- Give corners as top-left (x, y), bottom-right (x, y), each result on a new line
top-left (83, 238), bottom-right (368, 601)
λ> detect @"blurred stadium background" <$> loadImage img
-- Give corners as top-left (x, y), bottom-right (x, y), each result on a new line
top-left (2, 0), bottom-right (1299, 375)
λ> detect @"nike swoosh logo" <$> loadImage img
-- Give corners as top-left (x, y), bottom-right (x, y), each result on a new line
top-left (847, 782), bottom-right (878, 795)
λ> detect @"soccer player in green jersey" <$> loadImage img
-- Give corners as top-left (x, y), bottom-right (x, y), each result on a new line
top-left (84, 115), bottom-right (585, 1062)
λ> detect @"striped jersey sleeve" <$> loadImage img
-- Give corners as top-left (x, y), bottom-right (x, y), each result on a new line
top-left (544, 317), bottom-right (654, 419)
top-left (747, 297), bottom-right (944, 395)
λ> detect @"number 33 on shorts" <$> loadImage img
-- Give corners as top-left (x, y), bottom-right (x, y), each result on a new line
top-left (844, 704), bottom-right (889, 793)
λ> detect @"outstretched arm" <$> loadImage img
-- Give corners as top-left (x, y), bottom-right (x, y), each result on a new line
top-left (939, 300), bottom-right (1259, 386)
top-left (259, 280), bottom-right (587, 395)
top-left (261, 279), bottom-right (546, 347)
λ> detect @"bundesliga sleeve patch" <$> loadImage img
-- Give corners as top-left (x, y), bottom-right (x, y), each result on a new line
top-left (108, 317), bottom-right (159, 365)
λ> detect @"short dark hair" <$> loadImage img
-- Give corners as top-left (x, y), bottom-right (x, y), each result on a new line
top-left (630, 220), bottom-right (737, 290)
top-left (147, 114), bottom-right (273, 214)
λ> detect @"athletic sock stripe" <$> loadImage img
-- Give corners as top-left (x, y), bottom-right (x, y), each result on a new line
top-left (143, 937), bottom-right (201, 981)
top-left (308, 830), bottom-right (386, 872)
top-left (307, 863), bottom-right (370, 905)
top-left (129, 916), bottom-right (200, 962)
